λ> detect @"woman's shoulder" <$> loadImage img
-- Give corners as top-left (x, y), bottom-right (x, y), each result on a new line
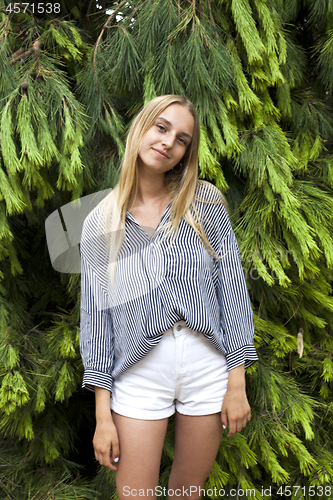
top-left (81, 188), bottom-right (117, 240)
top-left (80, 191), bottom-right (115, 261)
top-left (194, 180), bottom-right (229, 213)
top-left (193, 180), bottom-right (231, 240)
top-left (81, 204), bottom-right (104, 242)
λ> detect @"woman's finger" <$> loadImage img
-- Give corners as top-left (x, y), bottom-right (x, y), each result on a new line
top-left (111, 439), bottom-right (120, 462)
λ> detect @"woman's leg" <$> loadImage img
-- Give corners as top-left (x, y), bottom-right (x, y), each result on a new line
top-left (112, 411), bottom-right (169, 500)
top-left (168, 410), bottom-right (223, 500)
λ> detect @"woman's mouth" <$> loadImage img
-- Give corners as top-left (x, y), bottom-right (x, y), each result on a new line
top-left (152, 148), bottom-right (169, 159)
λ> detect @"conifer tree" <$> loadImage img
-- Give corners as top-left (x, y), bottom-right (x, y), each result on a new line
top-left (0, 1), bottom-right (333, 499)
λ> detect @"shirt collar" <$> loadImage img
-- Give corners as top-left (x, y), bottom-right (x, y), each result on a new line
top-left (126, 201), bottom-right (172, 225)
top-left (126, 201), bottom-right (172, 238)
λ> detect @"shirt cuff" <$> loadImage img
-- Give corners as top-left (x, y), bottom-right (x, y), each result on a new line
top-left (82, 369), bottom-right (113, 393)
top-left (226, 345), bottom-right (259, 371)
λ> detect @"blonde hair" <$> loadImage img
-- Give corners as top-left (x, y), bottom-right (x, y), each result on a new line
top-left (93, 95), bottom-right (229, 286)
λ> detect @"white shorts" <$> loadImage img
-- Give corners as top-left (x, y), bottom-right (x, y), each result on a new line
top-left (111, 320), bottom-right (229, 419)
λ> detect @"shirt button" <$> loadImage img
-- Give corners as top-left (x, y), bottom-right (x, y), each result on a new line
top-left (176, 325), bottom-right (182, 331)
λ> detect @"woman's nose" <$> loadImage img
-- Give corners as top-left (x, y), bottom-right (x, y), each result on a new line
top-left (162, 133), bottom-right (176, 148)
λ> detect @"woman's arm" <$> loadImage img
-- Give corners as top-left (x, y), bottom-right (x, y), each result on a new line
top-left (93, 386), bottom-right (120, 470)
top-left (221, 363), bottom-right (251, 438)
top-left (80, 214), bottom-right (118, 467)
top-left (80, 216), bottom-right (115, 393)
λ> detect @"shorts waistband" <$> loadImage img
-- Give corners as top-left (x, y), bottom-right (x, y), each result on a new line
top-left (164, 320), bottom-right (199, 337)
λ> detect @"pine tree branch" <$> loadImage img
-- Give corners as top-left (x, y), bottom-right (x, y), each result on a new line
top-left (283, 298), bottom-right (302, 326)
top-left (206, 0), bottom-right (219, 37)
top-left (10, 48), bottom-right (32, 65)
top-left (10, 39), bottom-right (42, 65)
top-left (257, 291), bottom-right (264, 318)
top-left (84, 0), bottom-right (95, 31)
top-left (246, 395), bottom-right (303, 437)
top-left (194, 2), bottom-right (206, 19)
top-left (10, 47), bottom-right (25, 60)
top-left (86, 0), bottom-right (95, 17)
top-left (189, 0), bottom-right (207, 19)
top-left (0, 11), bottom-right (12, 41)
top-left (39, 312), bottom-right (61, 316)
top-left (93, 0), bottom-right (129, 80)
top-left (31, 329), bottom-right (47, 337)
top-left (1, 476), bottom-right (21, 489)
top-left (236, 466), bottom-right (244, 494)
top-left (106, 24), bottom-right (127, 35)
top-left (130, 1), bottom-right (147, 20)
top-left (20, 355), bottom-right (39, 369)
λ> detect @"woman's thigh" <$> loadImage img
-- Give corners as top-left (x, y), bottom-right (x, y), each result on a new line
top-left (112, 411), bottom-right (169, 499)
top-left (168, 410), bottom-right (223, 499)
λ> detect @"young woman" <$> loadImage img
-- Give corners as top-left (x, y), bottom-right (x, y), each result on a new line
top-left (80, 95), bottom-right (258, 500)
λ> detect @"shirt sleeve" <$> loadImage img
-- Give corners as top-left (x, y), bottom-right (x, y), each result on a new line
top-left (80, 227), bottom-right (114, 394)
top-left (217, 228), bottom-right (258, 371)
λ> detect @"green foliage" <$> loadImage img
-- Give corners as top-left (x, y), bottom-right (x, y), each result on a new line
top-left (0, 0), bottom-right (333, 498)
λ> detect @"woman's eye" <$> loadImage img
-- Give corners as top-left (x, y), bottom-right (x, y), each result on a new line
top-left (156, 124), bottom-right (186, 145)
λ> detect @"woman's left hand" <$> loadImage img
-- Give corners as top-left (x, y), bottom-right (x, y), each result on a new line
top-left (221, 363), bottom-right (251, 437)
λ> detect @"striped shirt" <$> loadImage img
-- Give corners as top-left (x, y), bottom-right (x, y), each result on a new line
top-left (80, 180), bottom-right (258, 393)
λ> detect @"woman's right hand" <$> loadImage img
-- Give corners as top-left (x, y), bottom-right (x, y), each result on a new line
top-left (93, 418), bottom-right (119, 471)
top-left (94, 386), bottom-right (119, 471)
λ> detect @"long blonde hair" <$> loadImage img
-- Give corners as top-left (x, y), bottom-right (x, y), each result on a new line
top-left (93, 95), bottom-right (229, 286)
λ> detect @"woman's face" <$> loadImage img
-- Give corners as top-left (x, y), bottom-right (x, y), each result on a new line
top-left (137, 104), bottom-right (195, 174)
